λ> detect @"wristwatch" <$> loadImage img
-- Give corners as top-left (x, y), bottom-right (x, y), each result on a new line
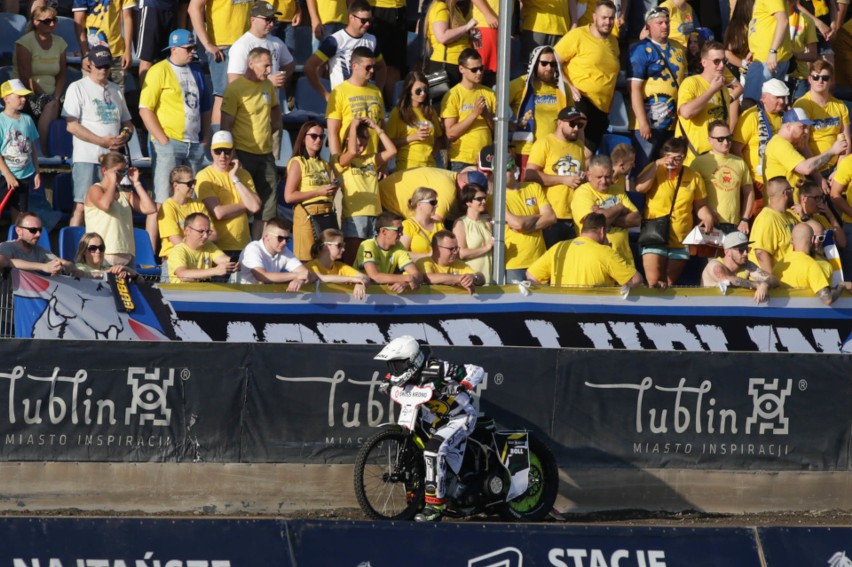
top-left (768, 48), bottom-right (778, 54)
top-left (231, 178), bottom-right (241, 185)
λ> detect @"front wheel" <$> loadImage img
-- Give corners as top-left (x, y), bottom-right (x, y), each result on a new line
top-left (498, 435), bottom-right (559, 522)
top-left (354, 426), bottom-right (425, 520)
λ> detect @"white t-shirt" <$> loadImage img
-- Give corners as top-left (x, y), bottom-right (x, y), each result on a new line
top-left (61, 77), bottom-right (131, 164)
top-left (171, 61), bottom-right (202, 142)
top-left (237, 239), bottom-right (303, 284)
top-left (315, 29), bottom-right (379, 89)
top-left (227, 31), bottom-right (294, 76)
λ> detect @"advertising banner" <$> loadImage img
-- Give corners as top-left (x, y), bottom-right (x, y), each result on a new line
top-left (759, 527), bottom-right (852, 567)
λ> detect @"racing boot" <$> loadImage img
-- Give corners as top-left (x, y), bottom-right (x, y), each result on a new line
top-left (415, 503), bottom-right (445, 522)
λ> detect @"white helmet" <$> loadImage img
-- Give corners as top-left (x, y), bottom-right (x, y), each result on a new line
top-left (375, 336), bottom-right (429, 386)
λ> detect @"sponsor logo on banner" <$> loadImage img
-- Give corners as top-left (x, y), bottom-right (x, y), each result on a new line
top-left (548, 548), bottom-right (667, 567)
top-left (829, 552), bottom-right (852, 567)
top-left (584, 376), bottom-right (797, 459)
top-left (468, 547), bottom-right (523, 567)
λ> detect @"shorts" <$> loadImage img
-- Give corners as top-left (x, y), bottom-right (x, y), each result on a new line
top-left (72, 162), bottom-right (102, 203)
top-left (543, 219), bottom-right (576, 249)
top-left (342, 215), bottom-right (376, 240)
top-left (151, 139), bottom-right (206, 202)
top-left (450, 161), bottom-right (475, 173)
top-left (208, 45), bottom-right (232, 97)
top-left (370, 6), bottom-right (408, 71)
top-left (235, 149), bottom-right (278, 221)
top-left (743, 59), bottom-right (790, 103)
top-left (136, 5), bottom-right (175, 63)
top-left (477, 27), bottom-right (498, 72)
top-left (641, 246), bottom-right (690, 260)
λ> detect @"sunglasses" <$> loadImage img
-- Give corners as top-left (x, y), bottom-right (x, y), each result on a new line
top-left (811, 74), bottom-right (832, 82)
top-left (36, 17), bottom-right (57, 24)
top-left (179, 44), bottom-right (197, 51)
top-left (710, 57), bottom-right (728, 66)
top-left (711, 135), bottom-right (733, 142)
top-left (814, 234), bottom-right (827, 243)
top-left (116, 168), bottom-right (129, 178)
top-left (419, 199), bottom-right (438, 206)
top-left (305, 132), bottom-right (324, 140)
top-left (646, 7), bottom-right (670, 18)
top-left (271, 234), bottom-right (290, 242)
top-left (465, 66), bottom-right (485, 73)
top-left (538, 60), bottom-right (557, 68)
top-left (187, 226), bottom-right (213, 235)
top-left (175, 179), bottom-right (196, 188)
top-left (257, 16), bottom-right (276, 23)
top-left (413, 87), bottom-right (427, 95)
top-left (18, 226), bottom-right (43, 234)
top-left (324, 241), bottom-right (345, 248)
top-left (734, 245), bottom-right (750, 253)
top-left (352, 14), bottom-right (373, 24)
top-left (362, 64), bottom-right (375, 72)
top-left (471, 196), bottom-right (487, 202)
top-left (382, 226), bottom-right (401, 233)
top-left (439, 245), bottom-right (460, 252)
top-left (213, 148), bottom-right (232, 155)
top-left (87, 244), bottom-right (106, 253)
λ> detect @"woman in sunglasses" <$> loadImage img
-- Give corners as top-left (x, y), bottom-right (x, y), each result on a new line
top-left (452, 183), bottom-right (493, 284)
top-left (305, 228), bottom-right (369, 299)
top-left (400, 186), bottom-right (445, 261)
top-left (284, 120), bottom-right (337, 261)
top-left (13, 3), bottom-right (67, 155)
top-left (84, 152), bottom-right (157, 268)
top-left (157, 165), bottom-right (213, 279)
top-left (74, 232), bottom-right (136, 280)
top-left (386, 71), bottom-right (444, 171)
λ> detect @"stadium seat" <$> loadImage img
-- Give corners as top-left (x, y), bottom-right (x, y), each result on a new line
top-left (391, 80), bottom-right (405, 107)
top-left (65, 66), bottom-right (82, 86)
top-left (608, 90), bottom-right (629, 133)
top-left (55, 16), bottom-right (83, 65)
top-left (598, 133), bottom-right (632, 156)
top-left (0, 14), bottom-right (26, 64)
top-left (127, 131), bottom-right (152, 169)
top-left (0, 65), bottom-right (13, 85)
top-left (283, 77), bottom-right (329, 126)
top-left (52, 172), bottom-right (75, 222)
top-left (46, 118), bottom-right (74, 163)
top-left (292, 25), bottom-right (313, 72)
top-left (58, 225), bottom-right (85, 261)
top-left (406, 31), bottom-right (422, 71)
top-left (275, 130), bottom-right (294, 171)
top-left (7, 224), bottom-right (52, 252)
top-left (133, 227), bottom-right (161, 277)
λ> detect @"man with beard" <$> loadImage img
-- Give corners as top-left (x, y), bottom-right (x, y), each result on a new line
top-left (554, 0), bottom-right (620, 157)
top-left (0, 212), bottom-right (84, 276)
top-left (701, 231), bottom-right (778, 303)
top-left (628, 6), bottom-right (687, 174)
top-left (525, 107), bottom-right (587, 247)
top-left (749, 176), bottom-right (797, 273)
top-left (509, 46), bottom-right (567, 173)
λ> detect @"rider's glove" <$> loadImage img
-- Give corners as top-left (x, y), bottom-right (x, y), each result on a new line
top-left (378, 380), bottom-right (390, 395)
top-left (460, 380), bottom-right (474, 391)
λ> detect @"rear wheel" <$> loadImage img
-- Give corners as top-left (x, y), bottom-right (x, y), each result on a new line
top-left (498, 436), bottom-right (559, 522)
top-left (354, 426), bottom-right (425, 520)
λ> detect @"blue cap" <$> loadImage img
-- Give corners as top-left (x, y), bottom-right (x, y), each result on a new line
top-left (164, 29), bottom-right (195, 51)
top-left (782, 108), bottom-right (816, 125)
top-left (466, 171), bottom-right (488, 187)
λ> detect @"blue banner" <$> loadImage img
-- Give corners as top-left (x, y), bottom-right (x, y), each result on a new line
top-left (759, 527), bottom-right (852, 567)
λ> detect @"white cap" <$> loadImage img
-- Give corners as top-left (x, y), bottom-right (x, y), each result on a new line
top-left (762, 79), bottom-right (789, 97)
top-left (723, 231), bottom-right (753, 249)
top-left (211, 130), bottom-right (234, 150)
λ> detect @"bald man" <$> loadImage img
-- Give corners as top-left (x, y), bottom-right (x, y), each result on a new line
top-left (774, 223), bottom-right (844, 305)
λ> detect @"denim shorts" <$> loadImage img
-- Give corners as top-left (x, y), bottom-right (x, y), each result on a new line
top-left (72, 162), bottom-right (102, 203)
top-left (207, 45), bottom-right (232, 97)
top-left (151, 139), bottom-right (206, 203)
top-left (641, 246), bottom-right (690, 260)
top-left (342, 216), bottom-right (376, 239)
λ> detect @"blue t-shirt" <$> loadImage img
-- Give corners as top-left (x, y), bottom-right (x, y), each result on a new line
top-left (627, 39), bottom-right (685, 131)
top-left (0, 112), bottom-right (39, 179)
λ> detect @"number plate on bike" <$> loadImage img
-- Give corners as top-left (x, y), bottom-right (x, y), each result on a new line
top-left (391, 385), bottom-right (433, 430)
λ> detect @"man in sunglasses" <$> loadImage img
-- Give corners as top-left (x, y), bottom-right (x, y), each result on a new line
top-left (236, 217), bottom-right (314, 289)
top-left (169, 212), bottom-right (238, 283)
top-left (416, 230), bottom-right (484, 294)
top-left (63, 46), bottom-right (134, 228)
top-left (326, 46), bottom-right (386, 157)
top-left (787, 180), bottom-right (846, 249)
top-left (691, 120), bottom-right (755, 235)
top-left (774, 222), bottom-right (844, 305)
top-left (355, 211), bottom-right (422, 294)
top-left (140, 29), bottom-right (212, 252)
top-left (73, 0), bottom-right (135, 89)
top-left (701, 231), bottom-right (778, 303)
top-left (0, 212), bottom-right (84, 277)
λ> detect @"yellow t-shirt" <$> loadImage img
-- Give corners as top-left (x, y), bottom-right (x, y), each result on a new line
top-left (356, 239), bottom-right (413, 274)
top-left (402, 218), bottom-right (446, 255)
top-left (748, 206), bottom-right (795, 265)
top-left (289, 155), bottom-right (332, 205)
top-left (505, 182), bottom-right (550, 269)
top-left (748, 0), bottom-right (794, 62)
top-left (570, 182), bottom-right (638, 264)
top-left (660, 0), bottom-right (697, 47)
top-left (168, 241), bottom-right (225, 283)
top-left (157, 197), bottom-right (209, 259)
top-left (833, 154), bottom-right (852, 222)
top-left (205, 0), bottom-right (251, 47)
top-left (520, 0), bottom-right (570, 34)
top-left (732, 105), bottom-right (783, 185)
top-left (379, 167), bottom-right (459, 220)
top-left (426, 1), bottom-right (471, 64)
top-left (643, 165), bottom-right (708, 248)
top-left (774, 250), bottom-right (831, 294)
top-left (764, 135), bottom-right (806, 189)
top-left (314, 0), bottom-right (347, 24)
top-left (677, 75), bottom-right (730, 163)
top-left (221, 77), bottom-right (278, 155)
top-left (370, 0), bottom-right (405, 7)
top-left (305, 259), bottom-right (363, 278)
top-left (526, 133), bottom-right (585, 220)
top-left (195, 166), bottom-right (257, 251)
top-left (13, 31), bottom-right (67, 95)
top-left (138, 58), bottom-right (205, 143)
top-left (793, 93), bottom-right (850, 171)
top-left (690, 152), bottom-right (753, 224)
top-left (334, 154), bottom-right (381, 218)
top-left (554, 25), bottom-right (620, 112)
top-left (789, 11), bottom-right (818, 79)
top-left (526, 236), bottom-right (637, 286)
top-left (440, 83), bottom-right (496, 165)
top-left (416, 257), bottom-right (476, 275)
top-left (75, 0), bottom-right (136, 57)
top-left (326, 81), bottom-right (386, 156)
top-left (472, 0), bottom-right (499, 23)
top-left (509, 76), bottom-right (563, 156)
top-left (386, 107), bottom-right (442, 170)
top-left (274, 0), bottom-right (297, 22)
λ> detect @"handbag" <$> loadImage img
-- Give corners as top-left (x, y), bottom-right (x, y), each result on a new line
top-left (638, 167), bottom-right (685, 247)
top-left (426, 67), bottom-right (450, 100)
top-left (300, 202), bottom-right (339, 241)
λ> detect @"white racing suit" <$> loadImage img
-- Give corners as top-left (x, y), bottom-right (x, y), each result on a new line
top-left (418, 359), bottom-right (485, 506)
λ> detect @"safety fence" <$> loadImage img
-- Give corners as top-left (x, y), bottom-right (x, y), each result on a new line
top-left (1, 517), bottom-right (849, 567)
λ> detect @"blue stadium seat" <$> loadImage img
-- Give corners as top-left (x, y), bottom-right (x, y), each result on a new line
top-left (65, 66), bottom-right (83, 86)
top-left (275, 129), bottom-right (294, 171)
top-left (0, 13), bottom-right (26, 63)
top-left (0, 65), bottom-right (13, 85)
top-left (58, 226), bottom-right (85, 262)
top-left (598, 133), bottom-right (633, 156)
top-left (133, 228), bottom-right (161, 277)
top-left (608, 90), bottom-right (629, 133)
top-left (127, 131), bottom-right (152, 170)
top-left (52, 172), bottom-right (75, 222)
top-left (7, 224), bottom-right (52, 252)
top-left (283, 77), bottom-right (329, 126)
top-left (47, 118), bottom-right (74, 163)
top-left (54, 16), bottom-right (83, 65)
top-left (292, 25), bottom-right (314, 70)
top-left (392, 80), bottom-right (405, 107)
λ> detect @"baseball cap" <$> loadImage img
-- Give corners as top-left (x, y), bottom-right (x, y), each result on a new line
top-left (251, 1), bottom-right (281, 18)
top-left (782, 108), bottom-right (816, 125)
top-left (0, 79), bottom-right (33, 98)
top-left (762, 79), bottom-right (789, 97)
top-left (645, 6), bottom-right (669, 21)
top-left (164, 29), bottom-right (195, 51)
top-left (211, 130), bottom-right (235, 150)
top-left (466, 170), bottom-right (488, 187)
top-left (557, 107), bottom-right (587, 122)
top-left (88, 46), bottom-right (113, 68)
top-left (722, 231), bottom-right (753, 250)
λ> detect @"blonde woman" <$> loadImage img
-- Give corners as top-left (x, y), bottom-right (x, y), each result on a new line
top-left (305, 228), bottom-right (369, 299)
top-left (74, 232), bottom-right (136, 279)
top-left (401, 186), bottom-right (445, 261)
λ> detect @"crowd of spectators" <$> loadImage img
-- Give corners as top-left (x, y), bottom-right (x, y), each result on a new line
top-left (0, 0), bottom-right (850, 304)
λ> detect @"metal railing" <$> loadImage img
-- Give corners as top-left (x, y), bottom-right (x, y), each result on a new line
top-left (0, 271), bottom-right (14, 338)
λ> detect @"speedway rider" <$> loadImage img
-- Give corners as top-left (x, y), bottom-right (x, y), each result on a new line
top-left (375, 336), bottom-right (485, 522)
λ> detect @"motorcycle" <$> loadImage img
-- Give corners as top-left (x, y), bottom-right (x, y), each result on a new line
top-left (353, 382), bottom-right (559, 521)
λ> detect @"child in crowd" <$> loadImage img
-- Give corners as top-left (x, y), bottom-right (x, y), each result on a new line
top-left (0, 80), bottom-right (41, 220)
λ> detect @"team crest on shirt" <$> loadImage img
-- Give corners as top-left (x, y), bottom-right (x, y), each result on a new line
top-left (363, 251), bottom-right (373, 259)
top-left (525, 197), bottom-right (538, 207)
top-left (262, 93), bottom-right (270, 104)
top-left (553, 154), bottom-right (582, 176)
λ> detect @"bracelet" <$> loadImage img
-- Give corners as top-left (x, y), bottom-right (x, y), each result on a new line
top-left (740, 217), bottom-right (749, 223)
top-left (231, 178), bottom-right (241, 185)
